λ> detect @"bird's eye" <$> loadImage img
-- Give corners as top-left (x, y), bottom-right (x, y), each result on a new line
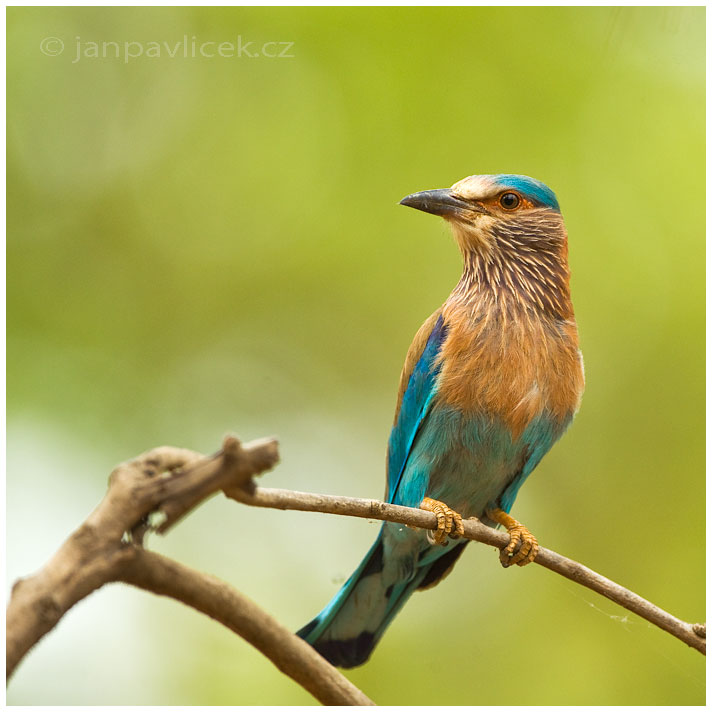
top-left (499, 192), bottom-right (520, 210)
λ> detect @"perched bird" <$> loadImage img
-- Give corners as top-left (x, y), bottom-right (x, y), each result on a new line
top-left (297, 174), bottom-right (584, 668)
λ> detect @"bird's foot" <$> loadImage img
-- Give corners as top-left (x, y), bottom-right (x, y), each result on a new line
top-left (486, 508), bottom-right (539, 567)
top-left (420, 497), bottom-right (465, 546)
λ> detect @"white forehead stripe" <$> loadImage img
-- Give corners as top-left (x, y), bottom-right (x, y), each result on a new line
top-left (450, 175), bottom-right (500, 201)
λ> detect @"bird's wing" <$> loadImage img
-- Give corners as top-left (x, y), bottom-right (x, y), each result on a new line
top-left (386, 309), bottom-right (447, 503)
top-left (497, 412), bottom-right (571, 513)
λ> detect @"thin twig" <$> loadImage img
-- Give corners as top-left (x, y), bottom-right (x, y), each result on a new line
top-left (225, 485), bottom-right (706, 656)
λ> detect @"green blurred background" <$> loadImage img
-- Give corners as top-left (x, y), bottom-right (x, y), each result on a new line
top-left (7, 6), bottom-right (704, 706)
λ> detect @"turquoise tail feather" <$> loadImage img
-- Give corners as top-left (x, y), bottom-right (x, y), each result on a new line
top-left (297, 527), bottom-right (467, 668)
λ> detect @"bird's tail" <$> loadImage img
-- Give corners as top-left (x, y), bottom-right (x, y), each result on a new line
top-left (297, 527), bottom-right (466, 668)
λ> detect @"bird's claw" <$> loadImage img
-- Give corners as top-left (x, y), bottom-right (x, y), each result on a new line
top-left (499, 524), bottom-right (538, 567)
top-left (486, 507), bottom-right (539, 567)
top-left (420, 497), bottom-right (465, 546)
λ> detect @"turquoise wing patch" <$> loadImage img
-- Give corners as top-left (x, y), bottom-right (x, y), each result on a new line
top-left (386, 315), bottom-right (448, 503)
top-left (498, 413), bottom-right (573, 513)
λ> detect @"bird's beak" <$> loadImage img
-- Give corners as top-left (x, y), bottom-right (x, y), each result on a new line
top-left (399, 189), bottom-right (475, 218)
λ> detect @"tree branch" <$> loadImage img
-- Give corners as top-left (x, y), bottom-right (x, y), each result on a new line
top-left (6, 436), bottom-right (374, 706)
top-left (225, 484), bottom-right (706, 656)
top-left (116, 548), bottom-right (374, 705)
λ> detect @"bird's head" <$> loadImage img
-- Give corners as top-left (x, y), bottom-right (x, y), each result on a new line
top-left (401, 174), bottom-right (572, 317)
top-left (400, 174), bottom-right (564, 258)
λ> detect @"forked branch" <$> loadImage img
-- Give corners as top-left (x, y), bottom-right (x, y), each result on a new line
top-left (6, 436), bottom-right (374, 705)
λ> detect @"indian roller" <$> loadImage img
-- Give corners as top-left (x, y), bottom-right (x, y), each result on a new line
top-left (297, 174), bottom-right (585, 668)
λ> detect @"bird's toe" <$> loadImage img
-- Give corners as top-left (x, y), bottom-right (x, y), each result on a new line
top-left (420, 497), bottom-right (464, 546)
top-left (486, 508), bottom-right (539, 568)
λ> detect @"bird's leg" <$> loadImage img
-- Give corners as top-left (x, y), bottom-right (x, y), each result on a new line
top-left (419, 497), bottom-right (465, 546)
top-left (485, 508), bottom-right (539, 567)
